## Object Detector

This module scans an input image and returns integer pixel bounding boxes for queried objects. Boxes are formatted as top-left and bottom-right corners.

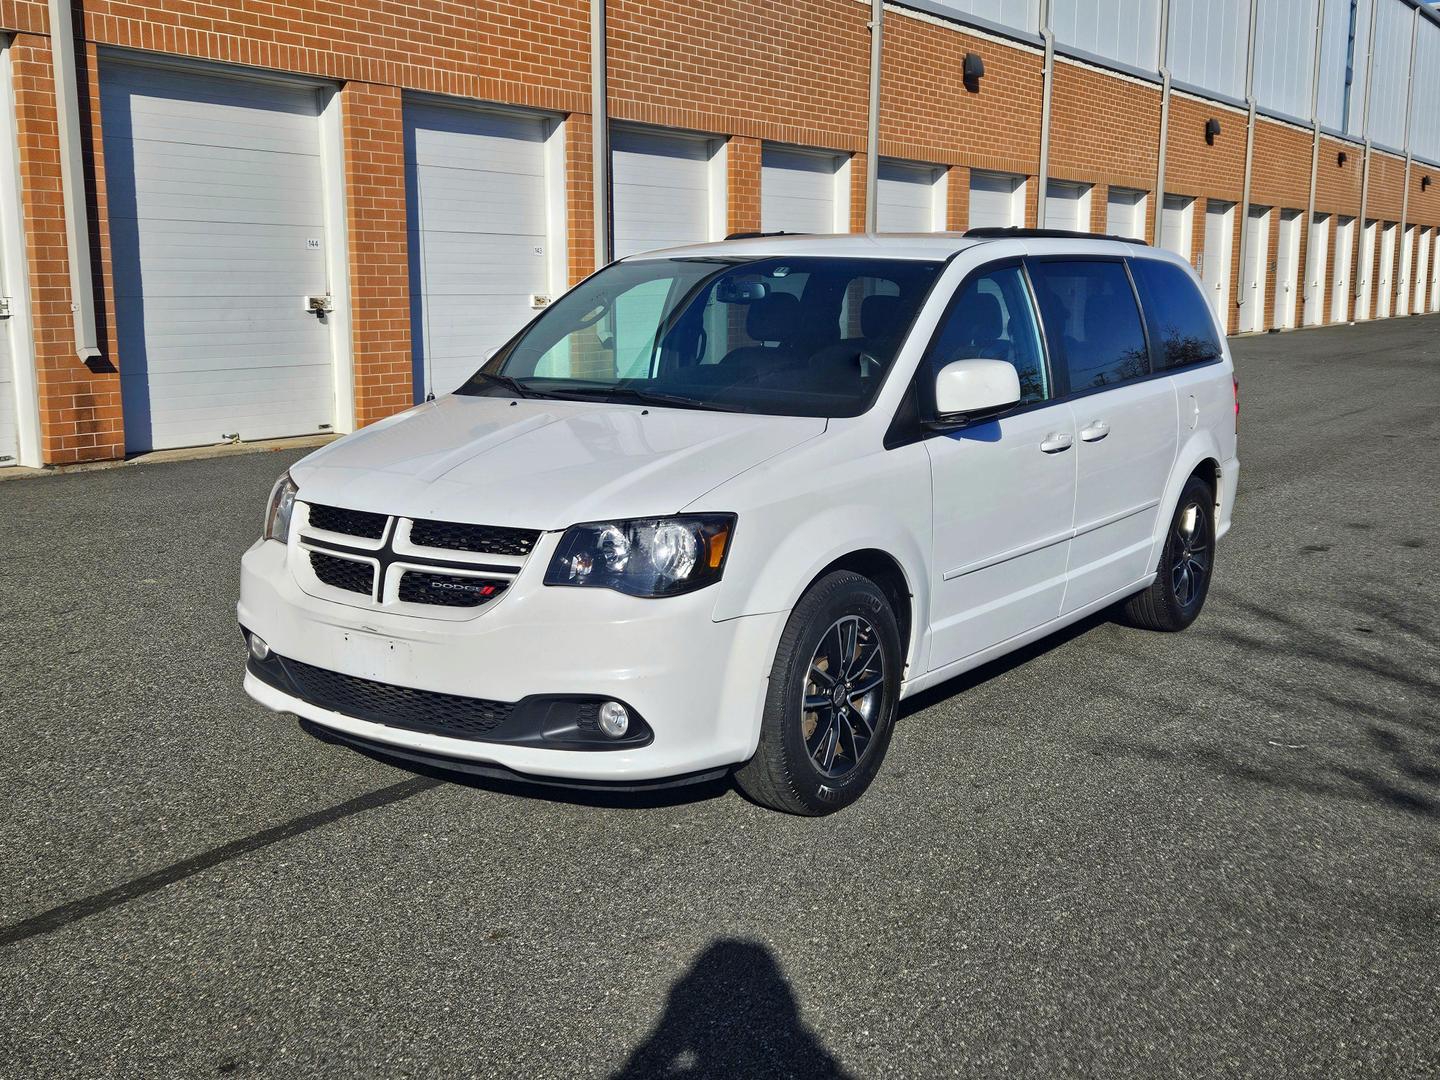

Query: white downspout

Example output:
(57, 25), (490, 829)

(865, 0), (883, 233)
(46, 0), (100, 361)
(1152, 0), (1173, 245)
(1395, 3), (1418, 311)
(1355, 0), (1379, 312)
(590, 0), (611, 266)
(1305, 0), (1327, 321)
(1036, 0), (1055, 227)
(1237, 0), (1261, 329)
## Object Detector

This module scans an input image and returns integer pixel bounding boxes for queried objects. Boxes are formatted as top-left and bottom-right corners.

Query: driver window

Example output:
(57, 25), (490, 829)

(928, 265), (1049, 404)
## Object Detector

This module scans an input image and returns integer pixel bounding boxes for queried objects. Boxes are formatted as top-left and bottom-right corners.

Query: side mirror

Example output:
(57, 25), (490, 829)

(931, 358), (1021, 427)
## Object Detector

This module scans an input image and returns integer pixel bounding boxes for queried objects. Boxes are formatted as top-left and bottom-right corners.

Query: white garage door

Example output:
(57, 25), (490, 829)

(1161, 195), (1195, 260)
(0, 227), (16, 466)
(877, 160), (943, 232)
(103, 63), (336, 452)
(1106, 187), (1146, 239)
(761, 146), (845, 233)
(612, 127), (718, 258)
(406, 103), (555, 399)
(1045, 181), (1090, 232)
(968, 170), (1025, 229)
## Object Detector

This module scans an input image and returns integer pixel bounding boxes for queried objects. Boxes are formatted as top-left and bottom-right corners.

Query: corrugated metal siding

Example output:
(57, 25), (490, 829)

(1409, 17), (1440, 161)
(922, 0), (1040, 35)
(1365, 0), (1414, 150)
(1167, 0), (1251, 101)
(1316, 0), (1366, 132)
(1254, 0), (1318, 120)
(1051, 0), (1161, 73)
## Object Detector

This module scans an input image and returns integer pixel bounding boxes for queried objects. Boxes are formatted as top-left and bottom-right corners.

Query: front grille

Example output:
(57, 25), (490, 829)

(410, 518), (539, 556)
(308, 503), (388, 540)
(277, 656), (513, 738)
(310, 551), (375, 596)
(398, 570), (509, 608)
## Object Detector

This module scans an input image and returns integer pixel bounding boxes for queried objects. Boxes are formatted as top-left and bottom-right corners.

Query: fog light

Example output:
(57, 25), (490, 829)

(247, 633), (271, 661)
(597, 700), (629, 738)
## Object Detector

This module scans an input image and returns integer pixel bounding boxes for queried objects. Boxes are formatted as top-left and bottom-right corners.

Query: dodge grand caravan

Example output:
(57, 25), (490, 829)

(241, 230), (1239, 815)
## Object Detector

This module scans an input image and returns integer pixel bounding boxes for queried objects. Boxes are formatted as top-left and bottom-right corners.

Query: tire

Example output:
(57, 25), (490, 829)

(1122, 475), (1216, 632)
(734, 571), (903, 815)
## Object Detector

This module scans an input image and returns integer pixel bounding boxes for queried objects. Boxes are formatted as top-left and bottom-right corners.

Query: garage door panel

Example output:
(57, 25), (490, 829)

(103, 62), (336, 452)
(877, 161), (937, 232)
(612, 128), (713, 258)
(107, 142), (324, 225)
(411, 169), (549, 236)
(407, 103), (555, 399)
(762, 147), (841, 234)
(969, 171), (1024, 228)
(101, 67), (321, 154)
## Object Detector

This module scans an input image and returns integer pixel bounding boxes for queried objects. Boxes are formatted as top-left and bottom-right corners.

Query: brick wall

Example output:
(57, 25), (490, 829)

(2, 0), (1438, 465)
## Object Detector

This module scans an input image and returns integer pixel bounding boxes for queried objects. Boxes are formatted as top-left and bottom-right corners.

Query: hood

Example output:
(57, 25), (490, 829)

(290, 395), (827, 530)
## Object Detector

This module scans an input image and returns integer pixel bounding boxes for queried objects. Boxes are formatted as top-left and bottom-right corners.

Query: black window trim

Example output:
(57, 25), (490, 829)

(1125, 254), (1228, 374)
(885, 252), (1224, 449)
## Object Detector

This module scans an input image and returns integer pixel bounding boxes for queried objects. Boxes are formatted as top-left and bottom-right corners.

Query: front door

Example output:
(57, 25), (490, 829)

(924, 262), (1076, 672)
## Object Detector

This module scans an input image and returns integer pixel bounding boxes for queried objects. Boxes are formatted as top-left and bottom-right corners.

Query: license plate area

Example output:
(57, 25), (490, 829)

(334, 629), (413, 681)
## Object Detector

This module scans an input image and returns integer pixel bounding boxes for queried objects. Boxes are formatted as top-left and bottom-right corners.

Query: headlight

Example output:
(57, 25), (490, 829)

(263, 472), (298, 542)
(545, 515), (736, 597)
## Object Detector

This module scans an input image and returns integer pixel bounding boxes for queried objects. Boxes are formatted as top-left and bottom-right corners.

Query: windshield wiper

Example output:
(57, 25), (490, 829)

(469, 372), (547, 399)
(542, 385), (752, 413)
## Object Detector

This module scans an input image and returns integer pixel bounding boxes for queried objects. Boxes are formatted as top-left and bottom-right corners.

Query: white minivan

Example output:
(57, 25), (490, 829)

(241, 230), (1239, 814)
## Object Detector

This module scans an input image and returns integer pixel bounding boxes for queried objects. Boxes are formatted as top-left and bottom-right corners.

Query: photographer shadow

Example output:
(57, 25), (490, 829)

(611, 939), (853, 1080)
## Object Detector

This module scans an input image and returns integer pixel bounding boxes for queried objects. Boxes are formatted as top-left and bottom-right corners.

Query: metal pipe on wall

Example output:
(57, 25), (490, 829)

(1354, 0), (1380, 312)
(1152, 0), (1173, 245)
(1237, 0), (1262, 328)
(865, 0), (882, 233)
(1395, 3), (1419, 308)
(46, 0), (101, 361)
(1304, 0), (1327, 320)
(590, 0), (611, 267)
(1035, 0), (1054, 227)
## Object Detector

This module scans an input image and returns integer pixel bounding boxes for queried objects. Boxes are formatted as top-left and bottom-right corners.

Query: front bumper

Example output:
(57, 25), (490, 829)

(238, 538), (786, 782)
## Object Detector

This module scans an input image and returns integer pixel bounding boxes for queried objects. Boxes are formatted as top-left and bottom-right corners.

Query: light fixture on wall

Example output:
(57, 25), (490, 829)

(1337, 150), (1348, 166)
(1204, 118), (1221, 145)
(1423, 175), (1432, 192)
(963, 52), (985, 93)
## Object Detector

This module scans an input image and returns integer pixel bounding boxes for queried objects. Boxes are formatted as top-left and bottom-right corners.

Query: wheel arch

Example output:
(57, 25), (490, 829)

(808, 549), (916, 673)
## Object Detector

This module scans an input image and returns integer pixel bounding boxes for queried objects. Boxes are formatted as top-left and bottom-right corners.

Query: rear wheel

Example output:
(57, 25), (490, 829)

(1122, 475), (1215, 632)
(734, 571), (902, 815)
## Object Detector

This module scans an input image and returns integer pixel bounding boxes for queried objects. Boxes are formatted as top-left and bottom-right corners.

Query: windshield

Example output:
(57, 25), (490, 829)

(458, 256), (944, 417)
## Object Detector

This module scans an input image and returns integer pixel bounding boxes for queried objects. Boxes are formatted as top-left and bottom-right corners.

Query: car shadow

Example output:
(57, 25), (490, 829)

(608, 938), (854, 1079)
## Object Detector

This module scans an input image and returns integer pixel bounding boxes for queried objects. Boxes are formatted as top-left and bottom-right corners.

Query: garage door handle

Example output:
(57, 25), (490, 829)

(1040, 432), (1074, 454)
(1079, 421), (1110, 443)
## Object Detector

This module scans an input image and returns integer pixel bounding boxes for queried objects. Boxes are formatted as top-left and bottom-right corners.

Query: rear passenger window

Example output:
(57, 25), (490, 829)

(928, 265), (1049, 404)
(1128, 258), (1225, 369)
(1027, 260), (1150, 393)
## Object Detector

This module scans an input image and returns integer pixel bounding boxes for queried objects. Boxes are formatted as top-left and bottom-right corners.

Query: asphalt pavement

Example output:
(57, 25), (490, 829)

(1, 316), (1437, 1078)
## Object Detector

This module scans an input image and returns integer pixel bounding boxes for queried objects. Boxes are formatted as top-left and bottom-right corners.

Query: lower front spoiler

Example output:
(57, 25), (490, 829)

(298, 718), (733, 794)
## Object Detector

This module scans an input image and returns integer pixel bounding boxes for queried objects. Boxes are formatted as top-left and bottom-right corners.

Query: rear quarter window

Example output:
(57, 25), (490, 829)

(1129, 258), (1225, 370)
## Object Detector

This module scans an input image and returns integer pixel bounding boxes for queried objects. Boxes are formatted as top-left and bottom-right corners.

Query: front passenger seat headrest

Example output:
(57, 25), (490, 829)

(860, 294), (903, 340)
(956, 290), (1004, 344)
(745, 292), (801, 342)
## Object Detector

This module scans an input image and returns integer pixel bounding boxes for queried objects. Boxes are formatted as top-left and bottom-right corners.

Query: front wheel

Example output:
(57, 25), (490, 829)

(1121, 475), (1216, 632)
(734, 571), (903, 815)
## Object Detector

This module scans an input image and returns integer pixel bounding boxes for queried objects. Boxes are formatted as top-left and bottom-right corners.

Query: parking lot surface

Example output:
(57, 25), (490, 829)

(2, 317), (1437, 1079)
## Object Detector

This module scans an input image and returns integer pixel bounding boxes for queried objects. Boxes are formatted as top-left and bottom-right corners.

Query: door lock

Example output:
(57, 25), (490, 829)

(304, 294), (334, 315)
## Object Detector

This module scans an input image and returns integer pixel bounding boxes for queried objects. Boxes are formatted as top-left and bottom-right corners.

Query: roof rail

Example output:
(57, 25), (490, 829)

(724, 230), (793, 241)
(963, 227), (1148, 245)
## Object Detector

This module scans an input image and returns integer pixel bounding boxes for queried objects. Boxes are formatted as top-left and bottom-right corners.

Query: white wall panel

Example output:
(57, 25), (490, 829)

(1317, 0), (1371, 132)
(1052, 0), (1161, 72)
(406, 103), (555, 399)
(1366, 0), (1414, 150)
(1168, 0), (1251, 101)
(921, 0), (1040, 35)
(1254, 0), (1318, 120)
(1409, 17), (1440, 162)
(103, 63), (336, 452)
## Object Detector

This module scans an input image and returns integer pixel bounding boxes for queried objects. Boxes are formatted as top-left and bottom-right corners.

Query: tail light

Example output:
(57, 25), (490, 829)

(1232, 374), (1240, 434)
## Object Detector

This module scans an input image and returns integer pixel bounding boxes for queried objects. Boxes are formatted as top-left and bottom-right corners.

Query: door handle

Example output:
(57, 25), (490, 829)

(1040, 432), (1074, 453)
(1078, 421), (1110, 443)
